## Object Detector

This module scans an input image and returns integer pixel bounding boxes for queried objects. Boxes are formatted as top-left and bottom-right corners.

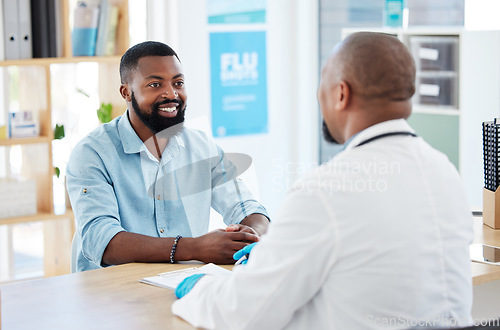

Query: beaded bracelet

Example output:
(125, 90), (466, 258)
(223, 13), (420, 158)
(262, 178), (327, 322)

(170, 235), (182, 263)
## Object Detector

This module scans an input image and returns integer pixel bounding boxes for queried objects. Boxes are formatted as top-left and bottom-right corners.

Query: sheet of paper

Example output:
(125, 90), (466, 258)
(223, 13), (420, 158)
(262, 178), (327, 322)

(418, 47), (439, 61)
(419, 83), (440, 97)
(139, 263), (232, 290)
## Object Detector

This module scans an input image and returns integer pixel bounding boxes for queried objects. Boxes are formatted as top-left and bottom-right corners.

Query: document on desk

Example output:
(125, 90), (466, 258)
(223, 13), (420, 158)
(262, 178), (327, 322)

(139, 263), (232, 290)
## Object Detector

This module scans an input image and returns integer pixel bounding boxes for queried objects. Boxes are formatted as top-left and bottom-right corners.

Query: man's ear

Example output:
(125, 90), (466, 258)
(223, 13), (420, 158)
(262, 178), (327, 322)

(335, 80), (351, 111)
(119, 84), (132, 102)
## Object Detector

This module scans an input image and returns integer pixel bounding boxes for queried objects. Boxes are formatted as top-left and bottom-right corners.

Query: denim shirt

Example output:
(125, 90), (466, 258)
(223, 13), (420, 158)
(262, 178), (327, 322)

(67, 111), (268, 271)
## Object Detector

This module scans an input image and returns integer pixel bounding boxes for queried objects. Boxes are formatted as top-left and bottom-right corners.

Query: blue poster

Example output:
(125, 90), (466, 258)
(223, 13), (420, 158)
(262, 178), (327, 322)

(210, 31), (268, 137)
(207, 0), (266, 24)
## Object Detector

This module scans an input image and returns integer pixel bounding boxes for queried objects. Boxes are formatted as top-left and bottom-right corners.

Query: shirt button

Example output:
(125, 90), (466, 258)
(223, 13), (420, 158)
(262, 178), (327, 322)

(83, 188), (87, 193)
(156, 195), (161, 200)
(160, 229), (164, 233)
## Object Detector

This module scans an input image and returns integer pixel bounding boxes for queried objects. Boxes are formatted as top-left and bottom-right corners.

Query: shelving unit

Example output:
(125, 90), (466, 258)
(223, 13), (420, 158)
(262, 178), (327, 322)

(342, 27), (500, 210)
(0, 0), (130, 280)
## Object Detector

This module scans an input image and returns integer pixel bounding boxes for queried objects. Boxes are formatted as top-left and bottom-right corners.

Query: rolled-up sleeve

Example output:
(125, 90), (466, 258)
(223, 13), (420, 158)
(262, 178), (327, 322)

(66, 141), (125, 268)
(209, 144), (269, 225)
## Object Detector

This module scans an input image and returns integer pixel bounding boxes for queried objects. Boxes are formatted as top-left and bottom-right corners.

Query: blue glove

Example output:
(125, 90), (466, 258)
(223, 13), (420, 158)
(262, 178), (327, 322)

(233, 242), (258, 265)
(175, 273), (206, 299)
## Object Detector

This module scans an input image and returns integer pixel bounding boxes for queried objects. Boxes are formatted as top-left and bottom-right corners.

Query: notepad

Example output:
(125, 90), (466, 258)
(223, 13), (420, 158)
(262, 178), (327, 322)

(139, 263), (232, 290)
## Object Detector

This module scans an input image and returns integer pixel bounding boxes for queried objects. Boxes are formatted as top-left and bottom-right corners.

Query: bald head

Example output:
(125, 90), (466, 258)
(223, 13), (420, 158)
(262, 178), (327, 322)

(319, 32), (416, 144)
(332, 32), (416, 101)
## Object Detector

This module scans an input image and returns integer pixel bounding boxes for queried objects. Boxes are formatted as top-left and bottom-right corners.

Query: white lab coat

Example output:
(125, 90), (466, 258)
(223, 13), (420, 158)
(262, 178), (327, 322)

(172, 119), (473, 330)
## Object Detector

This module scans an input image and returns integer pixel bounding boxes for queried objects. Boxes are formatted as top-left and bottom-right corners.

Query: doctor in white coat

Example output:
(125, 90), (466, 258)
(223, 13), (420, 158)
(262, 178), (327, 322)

(171, 32), (473, 330)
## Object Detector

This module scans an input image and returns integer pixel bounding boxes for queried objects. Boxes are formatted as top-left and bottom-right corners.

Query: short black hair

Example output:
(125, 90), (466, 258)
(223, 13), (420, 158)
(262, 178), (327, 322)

(120, 41), (180, 84)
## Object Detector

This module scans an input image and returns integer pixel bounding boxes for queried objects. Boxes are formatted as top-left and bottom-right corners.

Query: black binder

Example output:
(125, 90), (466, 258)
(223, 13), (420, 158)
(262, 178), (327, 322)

(30, 0), (50, 58)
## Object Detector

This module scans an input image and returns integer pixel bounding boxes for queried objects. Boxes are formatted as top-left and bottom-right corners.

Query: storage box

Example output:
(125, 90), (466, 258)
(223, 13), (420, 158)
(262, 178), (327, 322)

(414, 75), (457, 107)
(483, 187), (500, 229)
(410, 36), (459, 72)
(8, 111), (40, 138)
(483, 244), (500, 262)
(0, 179), (37, 219)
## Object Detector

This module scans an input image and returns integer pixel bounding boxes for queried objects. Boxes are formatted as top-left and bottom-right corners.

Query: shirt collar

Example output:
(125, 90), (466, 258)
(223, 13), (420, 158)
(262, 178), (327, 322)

(342, 119), (416, 152)
(118, 109), (145, 154)
(339, 132), (360, 152)
(117, 109), (187, 155)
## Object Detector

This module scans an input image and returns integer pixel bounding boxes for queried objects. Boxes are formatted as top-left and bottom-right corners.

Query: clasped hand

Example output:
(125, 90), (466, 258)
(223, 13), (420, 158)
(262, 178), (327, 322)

(193, 224), (259, 264)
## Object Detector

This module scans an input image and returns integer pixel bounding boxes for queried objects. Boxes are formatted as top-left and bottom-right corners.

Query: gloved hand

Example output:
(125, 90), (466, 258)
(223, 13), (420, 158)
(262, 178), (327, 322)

(233, 242), (258, 265)
(175, 273), (206, 299)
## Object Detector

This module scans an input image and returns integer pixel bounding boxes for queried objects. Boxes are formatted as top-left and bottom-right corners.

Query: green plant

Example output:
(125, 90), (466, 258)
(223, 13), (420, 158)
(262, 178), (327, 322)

(53, 124), (65, 178)
(97, 103), (113, 124)
(54, 124), (65, 140)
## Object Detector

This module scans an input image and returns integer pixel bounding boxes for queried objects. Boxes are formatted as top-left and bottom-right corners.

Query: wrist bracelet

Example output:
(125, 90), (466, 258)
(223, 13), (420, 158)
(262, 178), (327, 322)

(170, 235), (182, 264)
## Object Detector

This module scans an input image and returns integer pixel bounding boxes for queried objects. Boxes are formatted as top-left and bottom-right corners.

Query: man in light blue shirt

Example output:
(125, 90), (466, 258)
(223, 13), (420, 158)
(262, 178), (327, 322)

(67, 41), (269, 272)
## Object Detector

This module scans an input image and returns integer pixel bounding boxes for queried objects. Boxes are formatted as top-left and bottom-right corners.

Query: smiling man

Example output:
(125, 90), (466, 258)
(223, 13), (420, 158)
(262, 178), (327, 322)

(66, 41), (269, 272)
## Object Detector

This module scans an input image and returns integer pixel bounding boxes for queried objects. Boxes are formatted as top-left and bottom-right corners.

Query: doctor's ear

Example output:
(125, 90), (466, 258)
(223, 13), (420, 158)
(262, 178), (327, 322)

(335, 80), (351, 111)
(120, 84), (132, 102)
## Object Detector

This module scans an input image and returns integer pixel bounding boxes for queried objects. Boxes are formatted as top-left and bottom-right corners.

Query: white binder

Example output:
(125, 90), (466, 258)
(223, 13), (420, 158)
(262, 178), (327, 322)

(18, 0), (32, 59)
(2, 0), (19, 59)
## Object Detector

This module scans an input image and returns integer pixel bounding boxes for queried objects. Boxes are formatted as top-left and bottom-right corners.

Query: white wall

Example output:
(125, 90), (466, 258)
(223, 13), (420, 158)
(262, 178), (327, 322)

(147, 0), (319, 217)
(465, 0), (500, 30)
(463, 0), (500, 208)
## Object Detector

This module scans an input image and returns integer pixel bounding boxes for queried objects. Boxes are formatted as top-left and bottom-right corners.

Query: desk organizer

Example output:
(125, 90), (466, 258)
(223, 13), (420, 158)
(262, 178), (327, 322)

(483, 187), (500, 229)
(483, 119), (500, 229)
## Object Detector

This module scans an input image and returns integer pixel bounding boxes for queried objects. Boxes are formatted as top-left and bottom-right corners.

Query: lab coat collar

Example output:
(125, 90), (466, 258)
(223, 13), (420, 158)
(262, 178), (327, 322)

(343, 119), (416, 152)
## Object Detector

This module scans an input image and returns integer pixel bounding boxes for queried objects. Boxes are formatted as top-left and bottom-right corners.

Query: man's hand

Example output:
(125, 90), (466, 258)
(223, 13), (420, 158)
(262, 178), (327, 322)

(225, 224), (259, 235)
(237, 213), (270, 237)
(192, 229), (259, 264)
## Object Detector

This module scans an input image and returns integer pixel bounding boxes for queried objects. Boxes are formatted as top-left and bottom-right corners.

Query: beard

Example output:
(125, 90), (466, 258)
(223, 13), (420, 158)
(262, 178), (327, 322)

(131, 91), (186, 135)
(322, 120), (340, 145)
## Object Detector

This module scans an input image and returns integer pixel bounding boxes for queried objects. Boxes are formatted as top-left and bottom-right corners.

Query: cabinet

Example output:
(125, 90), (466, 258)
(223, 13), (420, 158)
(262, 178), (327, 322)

(0, 0), (129, 281)
(341, 27), (500, 210)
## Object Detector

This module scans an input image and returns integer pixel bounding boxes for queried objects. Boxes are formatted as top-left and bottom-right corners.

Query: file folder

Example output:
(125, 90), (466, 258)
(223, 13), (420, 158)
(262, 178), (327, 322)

(2, 0), (20, 59)
(95, 0), (110, 56)
(18, 0), (32, 59)
(53, 0), (64, 57)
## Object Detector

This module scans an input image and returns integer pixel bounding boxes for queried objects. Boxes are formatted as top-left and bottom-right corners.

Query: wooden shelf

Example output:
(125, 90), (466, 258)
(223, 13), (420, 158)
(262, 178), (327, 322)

(0, 0), (129, 280)
(0, 56), (123, 67)
(0, 210), (74, 226)
(0, 136), (52, 146)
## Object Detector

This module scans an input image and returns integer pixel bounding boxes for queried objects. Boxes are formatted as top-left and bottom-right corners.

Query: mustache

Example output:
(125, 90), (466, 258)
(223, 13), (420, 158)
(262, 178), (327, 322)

(157, 98), (181, 106)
